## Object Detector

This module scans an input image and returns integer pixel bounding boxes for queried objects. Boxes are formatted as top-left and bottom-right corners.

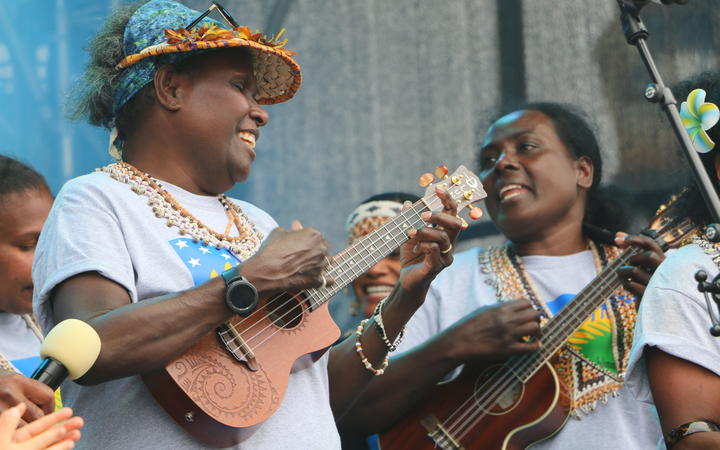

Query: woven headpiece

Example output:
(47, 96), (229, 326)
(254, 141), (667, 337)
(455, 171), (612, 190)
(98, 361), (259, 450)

(345, 200), (405, 245)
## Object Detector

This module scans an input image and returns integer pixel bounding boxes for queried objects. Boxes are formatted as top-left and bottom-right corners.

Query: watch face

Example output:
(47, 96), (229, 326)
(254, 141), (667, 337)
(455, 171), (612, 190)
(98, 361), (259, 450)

(227, 279), (258, 314)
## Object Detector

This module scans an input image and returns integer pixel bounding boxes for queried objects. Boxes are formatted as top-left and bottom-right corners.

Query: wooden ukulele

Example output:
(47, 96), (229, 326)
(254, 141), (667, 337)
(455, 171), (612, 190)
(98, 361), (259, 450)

(142, 165), (487, 447)
(379, 192), (697, 450)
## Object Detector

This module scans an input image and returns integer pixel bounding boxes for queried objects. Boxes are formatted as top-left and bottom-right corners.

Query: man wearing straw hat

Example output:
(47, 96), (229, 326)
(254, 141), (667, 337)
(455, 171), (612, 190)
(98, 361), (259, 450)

(32, 1), (461, 448)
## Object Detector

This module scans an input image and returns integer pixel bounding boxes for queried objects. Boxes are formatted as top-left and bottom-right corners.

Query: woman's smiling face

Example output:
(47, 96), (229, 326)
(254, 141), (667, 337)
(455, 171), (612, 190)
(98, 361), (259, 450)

(352, 251), (401, 318)
(478, 110), (593, 242)
(172, 48), (270, 194)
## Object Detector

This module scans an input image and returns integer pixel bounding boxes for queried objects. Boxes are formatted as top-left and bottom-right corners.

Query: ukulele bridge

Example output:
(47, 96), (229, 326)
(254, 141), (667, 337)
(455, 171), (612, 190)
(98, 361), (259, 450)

(217, 323), (259, 371)
(420, 414), (464, 450)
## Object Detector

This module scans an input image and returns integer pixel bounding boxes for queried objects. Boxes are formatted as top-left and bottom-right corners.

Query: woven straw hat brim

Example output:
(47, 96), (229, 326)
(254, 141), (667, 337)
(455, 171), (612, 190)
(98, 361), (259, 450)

(116, 38), (301, 105)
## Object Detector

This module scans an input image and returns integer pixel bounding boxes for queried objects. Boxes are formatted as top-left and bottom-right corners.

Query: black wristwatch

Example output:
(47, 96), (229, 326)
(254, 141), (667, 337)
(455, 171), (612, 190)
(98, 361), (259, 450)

(221, 267), (259, 316)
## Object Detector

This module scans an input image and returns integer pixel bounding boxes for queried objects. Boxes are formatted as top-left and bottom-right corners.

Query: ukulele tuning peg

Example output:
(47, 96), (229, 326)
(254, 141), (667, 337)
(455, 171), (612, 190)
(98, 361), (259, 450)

(435, 165), (449, 179)
(457, 215), (469, 230)
(418, 172), (435, 187)
(468, 205), (483, 220)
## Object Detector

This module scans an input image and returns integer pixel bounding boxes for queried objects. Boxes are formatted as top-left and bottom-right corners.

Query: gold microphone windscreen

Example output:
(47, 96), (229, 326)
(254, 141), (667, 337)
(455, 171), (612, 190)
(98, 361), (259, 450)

(40, 319), (102, 380)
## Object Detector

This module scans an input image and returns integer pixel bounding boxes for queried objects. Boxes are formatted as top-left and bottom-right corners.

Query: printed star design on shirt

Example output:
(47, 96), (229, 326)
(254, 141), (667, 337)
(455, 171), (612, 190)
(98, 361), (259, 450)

(169, 238), (242, 286)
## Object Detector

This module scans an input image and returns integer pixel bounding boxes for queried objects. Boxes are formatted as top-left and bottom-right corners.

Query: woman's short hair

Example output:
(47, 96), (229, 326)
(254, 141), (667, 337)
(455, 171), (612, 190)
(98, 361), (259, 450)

(0, 155), (49, 198)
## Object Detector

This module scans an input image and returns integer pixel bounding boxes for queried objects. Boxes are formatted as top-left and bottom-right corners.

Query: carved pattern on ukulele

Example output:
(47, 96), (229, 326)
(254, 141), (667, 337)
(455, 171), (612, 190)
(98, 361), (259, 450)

(174, 349), (280, 421)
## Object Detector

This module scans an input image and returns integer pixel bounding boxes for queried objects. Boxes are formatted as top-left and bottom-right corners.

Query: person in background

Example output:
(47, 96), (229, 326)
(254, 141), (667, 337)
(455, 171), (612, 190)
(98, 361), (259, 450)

(345, 192), (421, 324)
(339, 102), (665, 449)
(0, 155), (83, 447)
(341, 192), (420, 450)
(626, 71), (720, 449)
(0, 155), (55, 418)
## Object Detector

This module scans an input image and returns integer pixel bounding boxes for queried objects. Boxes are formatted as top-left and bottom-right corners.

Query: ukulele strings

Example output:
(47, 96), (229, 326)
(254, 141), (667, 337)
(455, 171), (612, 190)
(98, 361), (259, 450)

(217, 234), (362, 341)
(446, 257), (628, 442)
(445, 253), (631, 441)
(441, 250), (633, 441)
(447, 253), (629, 440)
(231, 196), (442, 355)
(434, 217), (687, 444)
(217, 196), (430, 337)
(224, 178), (490, 351)
(219, 195), (447, 355)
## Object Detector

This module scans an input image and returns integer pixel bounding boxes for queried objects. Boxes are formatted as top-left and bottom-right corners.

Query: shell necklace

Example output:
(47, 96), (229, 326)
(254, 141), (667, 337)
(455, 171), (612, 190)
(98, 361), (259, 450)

(100, 161), (263, 261)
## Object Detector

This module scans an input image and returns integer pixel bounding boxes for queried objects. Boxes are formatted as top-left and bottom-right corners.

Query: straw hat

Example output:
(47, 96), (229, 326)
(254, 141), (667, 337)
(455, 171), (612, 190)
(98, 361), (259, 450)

(113, 0), (301, 113)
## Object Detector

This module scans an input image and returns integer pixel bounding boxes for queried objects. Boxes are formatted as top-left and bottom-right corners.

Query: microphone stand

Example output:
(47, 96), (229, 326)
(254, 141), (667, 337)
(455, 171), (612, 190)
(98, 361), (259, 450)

(616, 0), (720, 335)
(695, 271), (720, 337)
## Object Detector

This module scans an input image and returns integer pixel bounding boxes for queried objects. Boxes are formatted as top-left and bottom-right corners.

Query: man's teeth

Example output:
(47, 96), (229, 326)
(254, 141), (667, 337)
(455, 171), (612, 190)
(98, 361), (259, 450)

(365, 285), (394, 296)
(238, 131), (256, 148)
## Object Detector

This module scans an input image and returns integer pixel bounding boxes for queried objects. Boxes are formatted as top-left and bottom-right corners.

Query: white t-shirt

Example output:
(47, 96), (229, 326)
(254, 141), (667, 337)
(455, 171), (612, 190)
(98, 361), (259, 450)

(32, 171), (341, 449)
(626, 243), (720, 449)
(395, 246), (661, 449)
(0, 313), (41, 375)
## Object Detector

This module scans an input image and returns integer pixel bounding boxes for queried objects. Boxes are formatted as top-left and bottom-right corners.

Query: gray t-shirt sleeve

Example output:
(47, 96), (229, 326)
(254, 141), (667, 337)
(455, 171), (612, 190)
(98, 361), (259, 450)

(626, 244), (720, 405)
(394, 282), (444, 355)
(33, 177), (136, 333)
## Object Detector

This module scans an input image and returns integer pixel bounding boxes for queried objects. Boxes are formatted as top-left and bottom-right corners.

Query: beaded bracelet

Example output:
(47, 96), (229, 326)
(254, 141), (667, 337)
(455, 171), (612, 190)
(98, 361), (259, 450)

(355, 319), (389, 376)
(373, 298), (405, 352)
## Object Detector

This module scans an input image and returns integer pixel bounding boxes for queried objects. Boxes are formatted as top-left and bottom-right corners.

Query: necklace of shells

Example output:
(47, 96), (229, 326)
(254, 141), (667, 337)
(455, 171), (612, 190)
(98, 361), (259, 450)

(100, 161), (263, 261)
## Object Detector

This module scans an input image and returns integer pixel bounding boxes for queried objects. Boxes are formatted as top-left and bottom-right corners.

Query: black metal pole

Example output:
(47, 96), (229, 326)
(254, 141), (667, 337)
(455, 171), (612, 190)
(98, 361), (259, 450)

(617, 0), (720, 224)
(618, 0), (720, 336)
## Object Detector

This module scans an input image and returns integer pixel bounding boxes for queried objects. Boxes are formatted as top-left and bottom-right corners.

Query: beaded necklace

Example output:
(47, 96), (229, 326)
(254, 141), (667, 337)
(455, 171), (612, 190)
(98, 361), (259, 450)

(479, 241), (638, 417)
(692, 235), (720, 268)
(100, 161), (263, 261)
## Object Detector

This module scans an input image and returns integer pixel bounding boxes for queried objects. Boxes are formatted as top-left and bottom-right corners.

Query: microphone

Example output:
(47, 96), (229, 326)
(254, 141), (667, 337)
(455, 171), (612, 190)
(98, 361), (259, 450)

(31, 319), (102, 390)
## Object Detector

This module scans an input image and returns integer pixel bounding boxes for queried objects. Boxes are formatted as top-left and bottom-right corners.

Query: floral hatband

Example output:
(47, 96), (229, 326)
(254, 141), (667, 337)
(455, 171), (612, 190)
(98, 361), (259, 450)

(110, 0), (301, 122)
(117, 23), (301, 106)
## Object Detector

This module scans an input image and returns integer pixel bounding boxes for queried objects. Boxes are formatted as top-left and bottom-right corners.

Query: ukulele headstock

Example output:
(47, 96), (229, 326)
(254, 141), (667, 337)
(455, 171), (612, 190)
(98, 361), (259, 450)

(646, 188), (699, 249)
(419, 165), (487, 226)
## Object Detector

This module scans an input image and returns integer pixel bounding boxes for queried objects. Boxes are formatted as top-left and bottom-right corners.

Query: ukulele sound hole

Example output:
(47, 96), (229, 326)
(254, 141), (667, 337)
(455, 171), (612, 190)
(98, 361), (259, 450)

(473, 365), (525, 416)
(265, 293), (304, 329)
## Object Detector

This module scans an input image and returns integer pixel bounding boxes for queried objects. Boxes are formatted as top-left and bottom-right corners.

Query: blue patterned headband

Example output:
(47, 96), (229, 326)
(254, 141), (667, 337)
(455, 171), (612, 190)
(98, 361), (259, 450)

(111, 0), (220, 120)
